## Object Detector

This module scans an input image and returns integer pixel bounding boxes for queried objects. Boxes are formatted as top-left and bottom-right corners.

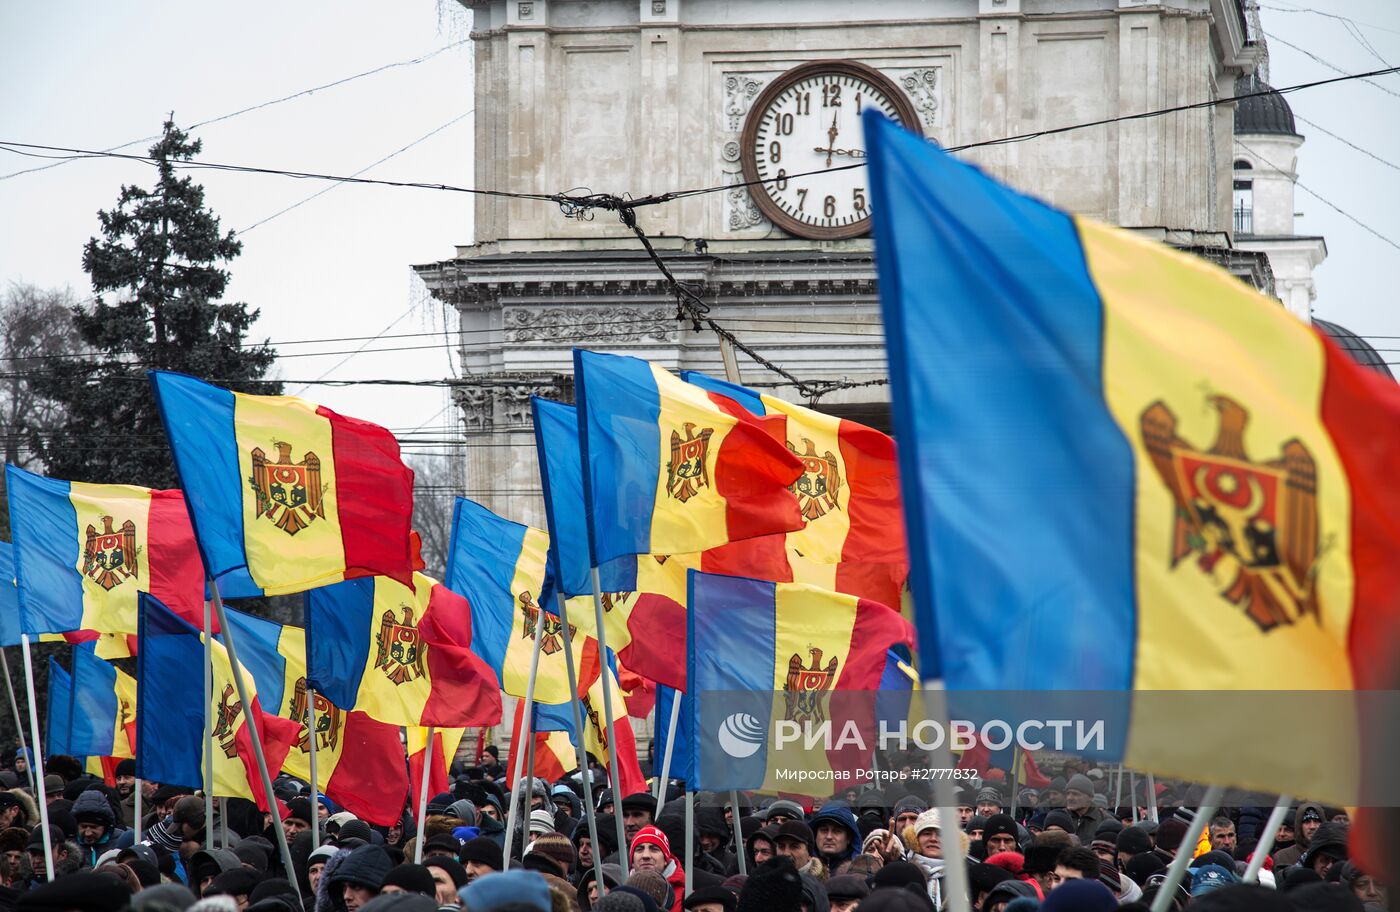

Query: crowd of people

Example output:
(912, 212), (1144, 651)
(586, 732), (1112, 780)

(0, 747), (1388, 912)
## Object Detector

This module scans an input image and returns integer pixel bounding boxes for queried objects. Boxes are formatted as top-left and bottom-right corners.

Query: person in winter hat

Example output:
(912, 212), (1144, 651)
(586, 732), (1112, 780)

(629, 826), (685, 912)
(324, 845), (394, 912)
(459, 869), (553, 912)
(1273, 802), (1325, 867)
(808, 802), (860, 873)
(1296, 821), (1349, 879)
(72, 788), (125, 867)
(735, 857), (803, 912)
(772, 820), (825, 882)
(901, 810), (953, 910)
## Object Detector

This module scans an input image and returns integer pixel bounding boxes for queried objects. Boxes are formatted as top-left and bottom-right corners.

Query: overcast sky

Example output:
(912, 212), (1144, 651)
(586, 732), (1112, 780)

(1, 0), (1397, 450)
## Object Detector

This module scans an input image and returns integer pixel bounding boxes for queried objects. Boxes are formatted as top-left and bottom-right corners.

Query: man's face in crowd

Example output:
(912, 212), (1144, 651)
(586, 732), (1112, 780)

(464, 860), (495, 882)
(700, 832), (722, 854)
(767, 811), (795, 827)
(308, 862), (326, 892)
(986, 832), (1017, 855)
(1041, 790), (1063, 807)
(832, 901), (860, 912)
(343, 884), (374, 912)
(27, 849), (45, 878)
(892, 810), (920, 834)
(142, 780), (160, 801)
(1093, 845), (1116, 868)
(577, 836), (593, 867)
(752, 839), (774, 865)
(632, 842), (667, 872)
(814, 822), (850, 856)
(916, 828), (941, 859)
(529, 795), (544, 811)
(623, 809), (653, 842)
(968, 825), (985, 842)
(1353, 875), (1386, 906)
(1064, 789), (1092, 813)
(480, 803), (500, 822)
(426, 866), (457, 905)
(1051, 864), (1084, 888)
(1277, 822), (1294, 844)
(1210, 824), (1236, 851)
(1301, 816), (1322, 842)
(0, 806), (19, 829)
(115, 775), (135, 798)
(2, 849), (22, 876)
(977, 801), (1001, 818)
(957, 806), (973, 826)
(775, 836), (811, 868)
(1312, 852), (1342, 879)
(78, 822), (106, 845)
(284, 817), (310, 841)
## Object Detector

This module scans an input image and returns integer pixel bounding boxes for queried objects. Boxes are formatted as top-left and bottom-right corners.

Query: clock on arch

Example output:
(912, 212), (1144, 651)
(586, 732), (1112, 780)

(739, 60), (923, 240)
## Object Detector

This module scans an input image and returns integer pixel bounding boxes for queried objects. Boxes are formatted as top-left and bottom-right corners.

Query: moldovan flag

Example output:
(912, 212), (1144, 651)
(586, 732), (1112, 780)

(307, 571), (502, 728)
(45, 657), (73, 757)
(5, 465), (205, 635)
(445, 497), (598, 705)
(68, 642), (136, 760)
(149, 370), (415, 596)
(0, 541), (134, 658)
(573, 349), (803, 565)
(136, 594), (298, 809)
(219, 606), (409, 825)
(681, 371), (905, 566)
(865, 110), (1400, 873)
(686, 570), (914, 794)
(407, 727), (466, 808)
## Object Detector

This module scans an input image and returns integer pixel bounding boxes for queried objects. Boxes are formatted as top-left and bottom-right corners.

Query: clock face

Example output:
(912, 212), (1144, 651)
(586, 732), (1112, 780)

(740, 60), (923, 240)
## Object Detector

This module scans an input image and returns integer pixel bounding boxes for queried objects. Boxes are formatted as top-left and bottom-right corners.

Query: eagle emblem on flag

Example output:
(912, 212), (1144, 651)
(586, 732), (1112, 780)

(249, 441), (325, 536)
(375, 605), (427, 685)
(784, 647), (838, 725)
(288, 676), (342, 752)
(212, 684), (244, 759)
(600, 590), (632, 613)
(788, 437), (842, 521)
(82, 515), (139, 591)
(584, 696), (608, 752)
(519, 591), (573, 655)
(666, 423), (714, 502)
(1140, 396), (1320, 632)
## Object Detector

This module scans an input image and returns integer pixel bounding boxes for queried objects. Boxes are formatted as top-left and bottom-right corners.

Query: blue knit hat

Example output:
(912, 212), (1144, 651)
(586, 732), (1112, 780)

(459, 869), (551, 912)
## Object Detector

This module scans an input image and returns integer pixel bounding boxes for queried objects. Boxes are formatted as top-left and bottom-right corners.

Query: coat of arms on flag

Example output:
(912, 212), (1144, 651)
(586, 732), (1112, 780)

(375, 606), (427, 685)
(1140, 396), (1319, 632)
(289, 677), (343, 752)
(249, 441), (325, 536)
(82, 516), (139, 591)
(785, 647), (838, 725)
(788, 437), (842, 521)
(213, 684), (245, 759)
(518, 592), (572, 655)
(666, 423), (714, 502)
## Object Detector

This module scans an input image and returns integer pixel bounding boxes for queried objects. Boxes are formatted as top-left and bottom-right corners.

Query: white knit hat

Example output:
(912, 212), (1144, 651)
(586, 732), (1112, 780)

(913, 809), (941, 835)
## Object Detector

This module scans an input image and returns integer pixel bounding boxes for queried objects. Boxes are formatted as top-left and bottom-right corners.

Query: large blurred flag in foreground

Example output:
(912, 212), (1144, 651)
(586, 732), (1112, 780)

(221, 607), (408, 825)
(150, 371), (416, 596)
(865, 110), (1400, 873)
(68, 642), (137, 760)
(6, 466), (205, 635)
(137, 593), (299, 809)
(687, 571), (913, 795)
(573, 349), (803, 565)
(307, 571), (502, 728)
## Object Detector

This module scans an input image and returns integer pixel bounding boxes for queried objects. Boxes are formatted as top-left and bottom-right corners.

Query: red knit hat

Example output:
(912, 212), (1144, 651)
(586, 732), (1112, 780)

(630, 825), (675, 862)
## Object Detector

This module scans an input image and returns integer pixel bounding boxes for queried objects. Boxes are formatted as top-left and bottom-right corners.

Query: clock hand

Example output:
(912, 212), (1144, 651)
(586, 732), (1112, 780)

(810, 147), (866, 158)
(824, 110), (840, 168)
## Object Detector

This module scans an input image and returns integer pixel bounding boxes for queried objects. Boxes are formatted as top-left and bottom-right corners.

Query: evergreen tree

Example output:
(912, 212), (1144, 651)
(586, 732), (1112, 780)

(32, 120), (279, 488)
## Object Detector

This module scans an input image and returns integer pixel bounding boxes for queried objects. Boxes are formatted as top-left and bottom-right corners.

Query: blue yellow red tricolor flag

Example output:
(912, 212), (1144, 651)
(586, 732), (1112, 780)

(149, 370), (415, 596)
(68, 642), (136, 760)
(573, 349), (803, 565)
(865, 110), (1400, 871)
(686, 570), (914, 794)
(45, 656), (73, 757)
(407, 727), (466, 809)
(136, 593), (299, 809)
(307, 571), (501, 728)
(5, 465), (206, 635)
(0, 541), (133, 658)
(444, 497), (597, 704)
(219, 606), (408, 825)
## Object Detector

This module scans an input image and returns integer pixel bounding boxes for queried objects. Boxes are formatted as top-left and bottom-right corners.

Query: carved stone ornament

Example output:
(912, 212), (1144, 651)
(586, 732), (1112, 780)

(724, 75), (765, 131)
(518, 1), (534, 18)
(726, 175), (764, 231)
(453, 376), (573, 432)
(453, 386), (493, 432)
(503, 306), (677, 344)
(899, 68), (941, 133)
(720, 71), (773, 233)
(653, 0), (667, 13)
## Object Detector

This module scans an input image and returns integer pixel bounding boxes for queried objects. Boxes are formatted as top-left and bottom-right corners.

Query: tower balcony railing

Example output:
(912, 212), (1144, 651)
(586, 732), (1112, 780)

(1234, 204), (1253, 236)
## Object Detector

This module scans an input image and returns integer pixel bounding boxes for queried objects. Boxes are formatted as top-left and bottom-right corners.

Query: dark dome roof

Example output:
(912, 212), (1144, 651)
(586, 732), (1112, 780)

(1314, 319), (1394, 379)
(1234, 74), (1299, 137)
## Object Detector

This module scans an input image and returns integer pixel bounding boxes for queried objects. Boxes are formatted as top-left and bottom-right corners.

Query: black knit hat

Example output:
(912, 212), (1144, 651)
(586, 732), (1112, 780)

(421, 855), (467, 888)
(735, 857), (802, 912)
(1115, 825), (1153, 856)
(1022, 842), (1064, 876)
(284, 798), (314, 825)
(113, 759), (136, 778)
(380, 863), (437, 897)
(982, 813), (1018, 844)
(457, 836), (503, 871)
(206, 868), (264, 899)
(16, 870), (130, 912)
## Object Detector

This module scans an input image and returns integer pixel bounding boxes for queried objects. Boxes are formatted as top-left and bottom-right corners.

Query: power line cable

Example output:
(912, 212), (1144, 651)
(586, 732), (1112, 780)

(0, 38), (471, 182)
(1291, 113), (1400, 174)
(1264, 33), (1400, 99)
(1260, 4), (1400, 39)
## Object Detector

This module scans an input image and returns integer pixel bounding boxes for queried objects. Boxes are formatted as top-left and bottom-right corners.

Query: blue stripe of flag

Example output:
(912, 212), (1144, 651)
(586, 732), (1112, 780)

(69, 642), (119, 757)
(136, 593), (205, 788)
(304, 578), (375, 710)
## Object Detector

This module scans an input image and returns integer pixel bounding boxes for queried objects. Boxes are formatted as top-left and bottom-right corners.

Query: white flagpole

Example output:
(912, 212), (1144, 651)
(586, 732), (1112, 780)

(134, 779), (143, 843)
(414, 726), (435, 863)
(1130, 772), (1139, 824)
(306, 684), (321, 849)
(654, 695), (681, 815)
(502, 609), (546, 871)
(1149, 786), (1223, 912)
(207, 579), (304, 911)
(1242, 795), (1292, 883)
(683, 791), (694, 898)
(730, 790), (747, 876)
(556, 594), (607, 899)
(19, 636), (54, 881)
(922, 680), (971, 912)
(1146, 772), (1159, 823)
(203, 597), (215, 840)
(589, 566), (632, 879)
(0, 649), (36, 796)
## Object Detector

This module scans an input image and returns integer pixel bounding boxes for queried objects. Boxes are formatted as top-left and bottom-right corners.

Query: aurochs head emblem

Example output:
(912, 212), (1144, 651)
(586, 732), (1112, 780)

(249, 442), (325, 535)
(375, 605), (427, 685)
(82, 516), (139, 591)
(666, 423), (714, 502)
(788, 437), (842, 521)
(1140, 396), (1321, 632)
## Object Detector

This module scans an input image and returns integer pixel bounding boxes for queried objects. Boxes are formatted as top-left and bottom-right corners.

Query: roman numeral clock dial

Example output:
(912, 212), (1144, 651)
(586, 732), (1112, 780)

(740, 60), (923, 240)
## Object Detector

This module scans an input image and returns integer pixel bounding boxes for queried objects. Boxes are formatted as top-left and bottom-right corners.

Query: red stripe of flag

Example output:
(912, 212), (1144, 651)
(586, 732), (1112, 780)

(317, 406), (416, 588)
(146, 490), (209, 628)
(328, 712), (409, 826)
(420, 583), (503, 728)
(837, 421), (906, 564)
(706, 392), (802, 543)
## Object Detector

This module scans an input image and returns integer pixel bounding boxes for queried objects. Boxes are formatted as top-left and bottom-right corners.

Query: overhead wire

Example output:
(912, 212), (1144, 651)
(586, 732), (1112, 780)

(1292, 113), (1400, 174)
(1264, 33), (1400, 99)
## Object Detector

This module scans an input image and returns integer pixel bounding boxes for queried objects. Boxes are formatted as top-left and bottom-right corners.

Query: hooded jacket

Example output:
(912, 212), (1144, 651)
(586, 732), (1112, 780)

(808, 803), (861, 868)
(5, 789), (38, 828)
(1273, 802), (1325, 867)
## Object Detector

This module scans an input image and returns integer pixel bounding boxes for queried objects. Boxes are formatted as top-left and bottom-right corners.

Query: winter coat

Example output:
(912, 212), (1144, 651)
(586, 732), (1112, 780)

(1273, 802), (1325, 867)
